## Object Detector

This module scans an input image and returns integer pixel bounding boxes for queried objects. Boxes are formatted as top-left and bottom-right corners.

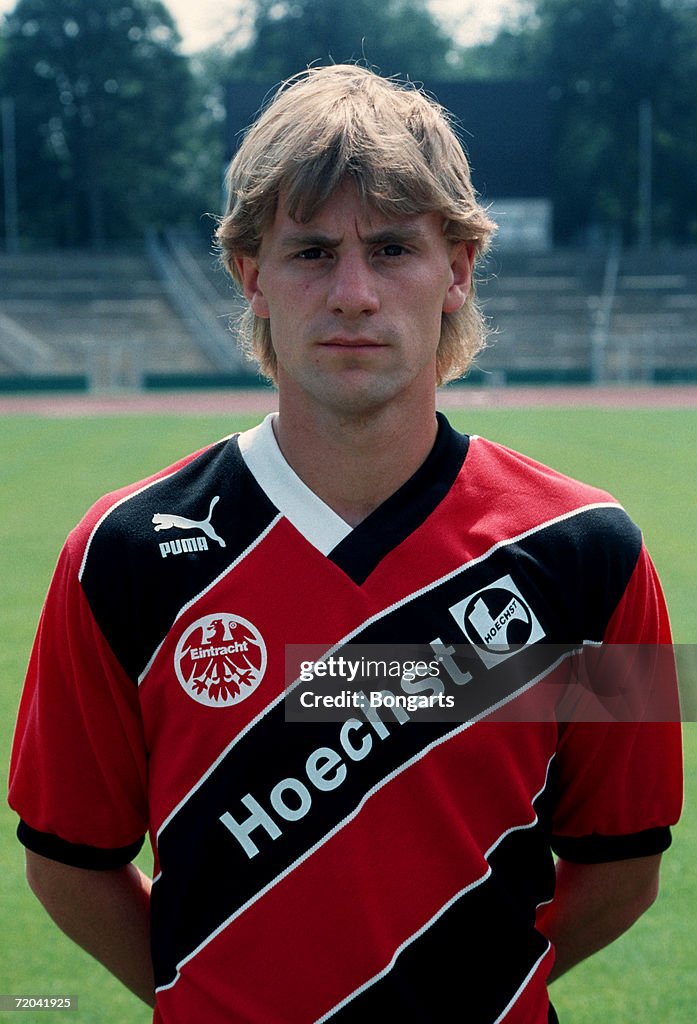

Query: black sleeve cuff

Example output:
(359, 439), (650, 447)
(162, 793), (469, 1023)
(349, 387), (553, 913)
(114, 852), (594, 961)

(551, 825), (672, 864)
(17, 820), (145, 870)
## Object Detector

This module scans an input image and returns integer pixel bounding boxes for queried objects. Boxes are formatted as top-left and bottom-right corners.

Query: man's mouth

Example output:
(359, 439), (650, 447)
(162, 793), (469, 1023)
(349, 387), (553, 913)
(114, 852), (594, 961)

(320, 337), (385, 348)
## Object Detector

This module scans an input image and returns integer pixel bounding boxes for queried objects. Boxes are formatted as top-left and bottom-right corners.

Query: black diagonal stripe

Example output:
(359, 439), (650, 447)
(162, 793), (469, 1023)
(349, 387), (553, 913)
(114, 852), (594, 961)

(328, 413), (469, 585)
(152, 704), (459, 988)
(151, 504), (640, 988)
(326, 772), (557, 1023)
(81, 437), (278, 681)
(341, 503), (642, 649)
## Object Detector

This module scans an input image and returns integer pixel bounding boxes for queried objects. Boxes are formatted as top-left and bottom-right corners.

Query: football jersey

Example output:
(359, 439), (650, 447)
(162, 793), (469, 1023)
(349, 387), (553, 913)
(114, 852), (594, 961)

(9, 413), (683, 1024)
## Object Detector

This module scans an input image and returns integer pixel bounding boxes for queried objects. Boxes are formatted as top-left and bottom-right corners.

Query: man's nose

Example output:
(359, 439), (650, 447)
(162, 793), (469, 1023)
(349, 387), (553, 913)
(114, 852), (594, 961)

(326, 255), (380, 317)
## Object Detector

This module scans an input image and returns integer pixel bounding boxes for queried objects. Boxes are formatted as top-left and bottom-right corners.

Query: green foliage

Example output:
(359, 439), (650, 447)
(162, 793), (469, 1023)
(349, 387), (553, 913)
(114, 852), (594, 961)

(535, 0), (697, 243)
(465, 0), (697, 244)
(0, 0), (459, 245)
(3, 0), (697, 247)
(0, 0), (201, 245)
(227, 0), (458, 81)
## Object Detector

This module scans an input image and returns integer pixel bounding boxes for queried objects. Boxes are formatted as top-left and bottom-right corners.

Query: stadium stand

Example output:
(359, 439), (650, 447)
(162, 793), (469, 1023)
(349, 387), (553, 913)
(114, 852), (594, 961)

(146, 230), (248, 376)
(475, 249), (605, 384)
(605, 248), (697, 383)
(1, 239), (696, 390)
(0, 244), (248, 390)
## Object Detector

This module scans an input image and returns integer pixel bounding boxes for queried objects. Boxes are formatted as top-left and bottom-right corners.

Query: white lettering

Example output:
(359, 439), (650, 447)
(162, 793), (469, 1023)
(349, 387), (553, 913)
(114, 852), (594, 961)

(219, 795), (282, 859)
(431, 639), (473, 687)
(220, 638), (471, 861)
(306, 747), (347, 792)
(270, 778), (312, 821)
(299, 660), (315, 683)
(339, 718), (372, 761)
(191, 640), (250, 661)
(160, 534), (209, 558)
(401, 667), (445, 699)
(362, 692), (411, 738)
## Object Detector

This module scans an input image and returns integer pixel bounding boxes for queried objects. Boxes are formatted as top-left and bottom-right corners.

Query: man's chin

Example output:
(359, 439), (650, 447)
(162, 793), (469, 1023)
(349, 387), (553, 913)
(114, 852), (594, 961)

(315, 374), (422, 421)
(277, 360), (435, 420)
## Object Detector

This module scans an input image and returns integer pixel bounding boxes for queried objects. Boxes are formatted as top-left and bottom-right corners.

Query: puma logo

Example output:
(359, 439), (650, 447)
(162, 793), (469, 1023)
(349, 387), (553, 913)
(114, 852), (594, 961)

(152, 496), (226, 548)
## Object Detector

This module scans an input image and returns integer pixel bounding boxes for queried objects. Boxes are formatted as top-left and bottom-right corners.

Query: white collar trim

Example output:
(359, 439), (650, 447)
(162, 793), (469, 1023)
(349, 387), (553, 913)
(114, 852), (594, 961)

(237, 413), (353, 555)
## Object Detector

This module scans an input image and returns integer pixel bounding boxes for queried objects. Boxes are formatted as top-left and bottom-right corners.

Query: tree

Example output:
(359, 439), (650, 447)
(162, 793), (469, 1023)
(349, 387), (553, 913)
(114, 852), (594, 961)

(462, 0), (697, 245)
(536, 0), (697, 244)
(0, 0), (197, 245)
(226, 0), (457, 81)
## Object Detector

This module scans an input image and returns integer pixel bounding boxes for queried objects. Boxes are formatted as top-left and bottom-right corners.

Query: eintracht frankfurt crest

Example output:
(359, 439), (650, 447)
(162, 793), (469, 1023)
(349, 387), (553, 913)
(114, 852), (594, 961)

(174, 613), (267, 707)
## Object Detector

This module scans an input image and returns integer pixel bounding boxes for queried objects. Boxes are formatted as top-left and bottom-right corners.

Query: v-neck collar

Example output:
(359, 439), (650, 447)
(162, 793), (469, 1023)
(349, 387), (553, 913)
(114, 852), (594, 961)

(237, 411), (469, 584)
(237, 413), (352, 555)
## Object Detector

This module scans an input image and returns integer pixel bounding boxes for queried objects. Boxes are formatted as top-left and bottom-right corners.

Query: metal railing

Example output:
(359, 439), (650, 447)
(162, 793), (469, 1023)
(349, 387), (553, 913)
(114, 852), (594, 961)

(0, 311), (54, 374)
(145, 230), (249, 374)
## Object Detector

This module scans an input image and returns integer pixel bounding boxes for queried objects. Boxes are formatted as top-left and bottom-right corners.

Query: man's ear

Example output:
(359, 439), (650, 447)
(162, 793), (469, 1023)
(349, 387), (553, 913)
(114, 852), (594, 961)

(234, 256), (270, 318)
(442, 242), (475, 315)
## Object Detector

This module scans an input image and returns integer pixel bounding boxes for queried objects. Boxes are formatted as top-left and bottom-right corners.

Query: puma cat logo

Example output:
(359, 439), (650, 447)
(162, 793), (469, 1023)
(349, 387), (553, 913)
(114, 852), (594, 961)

(152, 496), (226, 548)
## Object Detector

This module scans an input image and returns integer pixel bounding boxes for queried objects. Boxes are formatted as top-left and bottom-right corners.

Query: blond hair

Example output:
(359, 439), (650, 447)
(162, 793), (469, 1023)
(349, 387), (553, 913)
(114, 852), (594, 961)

(216, 64), (496, 385)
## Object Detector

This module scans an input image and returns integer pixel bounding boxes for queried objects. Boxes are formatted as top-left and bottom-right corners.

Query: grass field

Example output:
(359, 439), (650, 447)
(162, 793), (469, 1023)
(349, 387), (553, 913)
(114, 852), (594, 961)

(1, 405), (694, 1023)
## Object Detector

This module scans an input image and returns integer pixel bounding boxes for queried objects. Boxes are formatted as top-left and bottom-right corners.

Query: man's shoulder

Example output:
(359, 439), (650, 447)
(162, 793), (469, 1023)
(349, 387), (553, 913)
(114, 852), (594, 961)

(58, 428), (281, 683)
(467, 434), (619, 510)
(65, 434), (239, 560)
(461, 433), (643, 562)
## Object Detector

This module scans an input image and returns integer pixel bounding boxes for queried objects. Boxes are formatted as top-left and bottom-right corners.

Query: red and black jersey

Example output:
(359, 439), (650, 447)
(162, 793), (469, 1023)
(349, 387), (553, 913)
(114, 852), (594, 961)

(9, 413), (682, 1024)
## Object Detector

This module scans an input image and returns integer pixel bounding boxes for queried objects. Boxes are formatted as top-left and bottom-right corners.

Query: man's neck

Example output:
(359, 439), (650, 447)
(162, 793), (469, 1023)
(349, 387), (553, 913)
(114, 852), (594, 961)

(273, 398), (439, 528)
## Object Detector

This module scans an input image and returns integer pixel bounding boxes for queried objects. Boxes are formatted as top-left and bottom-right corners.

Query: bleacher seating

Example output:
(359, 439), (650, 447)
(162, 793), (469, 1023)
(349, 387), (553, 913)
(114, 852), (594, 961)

(1, 240), (696, 388)
(606, 249), (697, 382)
(0, 248), (242, 387)
(475, 250), (606, 383)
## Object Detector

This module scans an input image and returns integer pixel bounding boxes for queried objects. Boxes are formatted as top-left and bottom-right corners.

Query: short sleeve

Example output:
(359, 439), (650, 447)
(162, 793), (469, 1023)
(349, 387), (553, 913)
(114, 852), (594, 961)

(8, 536), (149, 868)
(550, 544), (683, 863)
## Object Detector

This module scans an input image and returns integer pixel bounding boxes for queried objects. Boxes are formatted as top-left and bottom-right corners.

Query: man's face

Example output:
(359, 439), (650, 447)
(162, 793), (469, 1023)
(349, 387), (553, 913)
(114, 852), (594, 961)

(236, 181), (473, 418)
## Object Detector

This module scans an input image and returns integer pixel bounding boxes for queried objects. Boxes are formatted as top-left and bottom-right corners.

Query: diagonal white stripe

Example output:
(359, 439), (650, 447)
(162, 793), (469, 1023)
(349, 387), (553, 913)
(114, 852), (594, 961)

(329, 501), (621, 647)
(78, 470), (180, 583)
(315, 754), (557, 1022)
(153, 502), (622, 991)
(155, 498), (619, 843)
(137, 513), (282, 686)
(155, 654), (570, 995)
(78, 435), (235, 582)
(491, 942), (553, 1024)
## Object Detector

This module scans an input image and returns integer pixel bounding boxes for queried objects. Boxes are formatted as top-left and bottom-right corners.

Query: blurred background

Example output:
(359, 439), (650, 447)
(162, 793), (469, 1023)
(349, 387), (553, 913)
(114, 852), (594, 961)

(1, 7), (696, 1021)
(1, 0), (696, 391)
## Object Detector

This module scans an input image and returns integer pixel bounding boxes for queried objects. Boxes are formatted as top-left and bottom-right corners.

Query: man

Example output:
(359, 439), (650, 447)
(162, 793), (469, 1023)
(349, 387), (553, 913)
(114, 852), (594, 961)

(9, 65), (682, 1023)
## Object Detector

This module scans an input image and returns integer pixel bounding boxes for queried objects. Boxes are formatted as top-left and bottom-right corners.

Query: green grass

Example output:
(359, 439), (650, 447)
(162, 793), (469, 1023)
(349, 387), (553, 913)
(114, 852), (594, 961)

(1, 407), (694, 1022)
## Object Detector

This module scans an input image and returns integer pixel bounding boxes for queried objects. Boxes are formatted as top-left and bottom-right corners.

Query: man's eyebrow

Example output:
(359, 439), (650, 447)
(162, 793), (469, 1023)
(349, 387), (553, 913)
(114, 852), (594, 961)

(279, 231), (343, 251)
(360, 225), (427, 246)
(279, 225), (427, 250)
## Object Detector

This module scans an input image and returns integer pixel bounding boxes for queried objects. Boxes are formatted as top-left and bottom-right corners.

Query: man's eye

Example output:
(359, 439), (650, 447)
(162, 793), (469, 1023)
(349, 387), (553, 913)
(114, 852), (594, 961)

(297, 247), (325, 260)
(380, 244), (407, 257)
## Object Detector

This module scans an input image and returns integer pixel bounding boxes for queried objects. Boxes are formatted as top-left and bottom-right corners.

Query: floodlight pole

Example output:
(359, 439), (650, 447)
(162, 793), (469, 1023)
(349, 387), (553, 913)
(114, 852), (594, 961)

(638, 99), (652, 251)
(2, 97), (19, 255)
